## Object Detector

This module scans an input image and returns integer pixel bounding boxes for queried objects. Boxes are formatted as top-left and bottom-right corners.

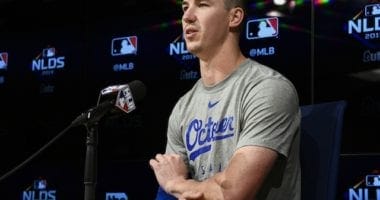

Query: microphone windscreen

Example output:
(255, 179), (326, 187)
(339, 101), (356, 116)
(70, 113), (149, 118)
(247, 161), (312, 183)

(128, 80), (146, 102)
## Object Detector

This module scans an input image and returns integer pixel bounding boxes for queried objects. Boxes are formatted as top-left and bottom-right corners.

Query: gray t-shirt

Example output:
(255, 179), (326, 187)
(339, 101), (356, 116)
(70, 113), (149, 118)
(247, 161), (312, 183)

(165, 58), (301, 199)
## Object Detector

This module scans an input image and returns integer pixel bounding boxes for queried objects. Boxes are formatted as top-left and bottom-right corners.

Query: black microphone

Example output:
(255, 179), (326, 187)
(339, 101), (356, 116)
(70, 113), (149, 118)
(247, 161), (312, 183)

(71, 80), (146, 127)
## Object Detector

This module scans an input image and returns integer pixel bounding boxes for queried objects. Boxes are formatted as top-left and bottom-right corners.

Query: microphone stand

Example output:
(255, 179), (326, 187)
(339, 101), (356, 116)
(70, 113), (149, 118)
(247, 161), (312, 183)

(71, 101), (114, 200)
(83, 121), (98, 200)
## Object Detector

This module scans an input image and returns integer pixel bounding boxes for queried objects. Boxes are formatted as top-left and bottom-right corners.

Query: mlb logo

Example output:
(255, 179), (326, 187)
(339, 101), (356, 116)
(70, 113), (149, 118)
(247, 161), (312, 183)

(33, 179), (47, 190)
(365, 4), (380, 16)
(111, 36), (138, 56)
(246, 17), (279, 40)
(42, 47), (56, 57)
(0, 52), (8, 70)
(365, 175), (380, 187)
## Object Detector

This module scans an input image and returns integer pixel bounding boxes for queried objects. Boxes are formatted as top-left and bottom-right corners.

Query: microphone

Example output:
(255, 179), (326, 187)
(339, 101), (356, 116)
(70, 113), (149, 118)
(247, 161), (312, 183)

(71, 80), (146, 127)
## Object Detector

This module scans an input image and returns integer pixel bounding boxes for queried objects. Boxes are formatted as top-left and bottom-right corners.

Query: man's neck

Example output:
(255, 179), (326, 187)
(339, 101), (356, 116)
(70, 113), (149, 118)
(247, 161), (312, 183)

(199, 49), (246, 87)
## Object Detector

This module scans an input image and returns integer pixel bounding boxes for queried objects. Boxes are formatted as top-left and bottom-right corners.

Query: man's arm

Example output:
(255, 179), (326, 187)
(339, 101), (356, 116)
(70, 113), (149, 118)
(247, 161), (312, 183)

(150, 145), (278, 200)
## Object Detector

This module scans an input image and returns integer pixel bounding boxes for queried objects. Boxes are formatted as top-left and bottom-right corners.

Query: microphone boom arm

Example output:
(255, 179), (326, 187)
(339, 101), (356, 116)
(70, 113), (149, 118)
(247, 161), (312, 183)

(71, 100), (115, 127)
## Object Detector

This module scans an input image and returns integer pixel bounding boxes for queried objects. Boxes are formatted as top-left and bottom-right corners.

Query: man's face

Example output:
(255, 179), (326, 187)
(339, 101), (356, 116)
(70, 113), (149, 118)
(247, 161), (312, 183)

(182, 0), (231, 57)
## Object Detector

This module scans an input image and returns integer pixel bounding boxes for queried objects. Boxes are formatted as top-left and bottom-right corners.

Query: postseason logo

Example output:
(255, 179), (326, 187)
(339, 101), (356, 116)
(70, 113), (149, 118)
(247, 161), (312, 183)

(115, 84), (136, 113)
(105, 192), (128, 200)
(22, 178), (56, 200)
(168, 34), (197, 62)
(31, 46), (65, 73)
(246, 17), (279, 40)
(347, 174), (380, 200)
(168, 34), (199, 80)
(347, 3), (380, 44)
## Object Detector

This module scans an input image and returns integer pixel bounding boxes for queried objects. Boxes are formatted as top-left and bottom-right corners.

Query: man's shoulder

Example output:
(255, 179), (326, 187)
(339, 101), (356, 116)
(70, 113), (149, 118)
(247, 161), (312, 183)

(240, 59), (294, 88)
(239, 59), (299, 102)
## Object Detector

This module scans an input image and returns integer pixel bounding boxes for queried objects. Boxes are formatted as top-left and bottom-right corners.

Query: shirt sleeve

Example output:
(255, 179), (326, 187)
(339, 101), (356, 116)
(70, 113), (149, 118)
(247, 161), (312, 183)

(165, 99), (189, 163)
(236, 78), (301, 157)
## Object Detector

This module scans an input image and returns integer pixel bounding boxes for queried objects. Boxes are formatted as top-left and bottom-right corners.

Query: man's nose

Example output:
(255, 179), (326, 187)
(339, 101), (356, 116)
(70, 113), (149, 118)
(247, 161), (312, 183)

(182, 7), (196, 24)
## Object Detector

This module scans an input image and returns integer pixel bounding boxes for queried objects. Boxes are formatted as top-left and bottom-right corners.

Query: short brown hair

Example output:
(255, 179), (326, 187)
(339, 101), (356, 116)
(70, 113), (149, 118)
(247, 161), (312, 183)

(223, 0), (247, 32)
(223, 0), (247, 11)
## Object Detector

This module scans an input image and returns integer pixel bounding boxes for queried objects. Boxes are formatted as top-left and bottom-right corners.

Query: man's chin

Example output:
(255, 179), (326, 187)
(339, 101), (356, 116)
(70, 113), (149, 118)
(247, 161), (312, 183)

(186, 46), (199, 55)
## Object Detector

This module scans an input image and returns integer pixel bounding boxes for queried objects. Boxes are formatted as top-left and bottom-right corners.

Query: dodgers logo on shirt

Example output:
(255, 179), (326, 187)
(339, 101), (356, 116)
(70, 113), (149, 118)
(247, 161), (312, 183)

(186, 116), (235, 161)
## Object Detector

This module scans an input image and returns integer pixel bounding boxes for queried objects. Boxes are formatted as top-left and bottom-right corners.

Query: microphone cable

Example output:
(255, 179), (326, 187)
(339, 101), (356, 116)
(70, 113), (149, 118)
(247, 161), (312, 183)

(0, 122), (76, 183)
(0, 103), (105, 183)
(0, 80), (145, 183)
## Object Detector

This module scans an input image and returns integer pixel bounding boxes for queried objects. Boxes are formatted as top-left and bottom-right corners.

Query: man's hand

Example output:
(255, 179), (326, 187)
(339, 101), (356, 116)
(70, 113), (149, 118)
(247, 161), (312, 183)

(149, 153), (189, 192)
(179, 191), (204, 200)
(150, 146), (278, 200)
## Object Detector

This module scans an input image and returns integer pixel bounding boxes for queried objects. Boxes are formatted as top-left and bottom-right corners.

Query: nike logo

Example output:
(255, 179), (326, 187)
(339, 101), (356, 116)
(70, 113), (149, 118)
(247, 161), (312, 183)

(208, 100), (220, 109)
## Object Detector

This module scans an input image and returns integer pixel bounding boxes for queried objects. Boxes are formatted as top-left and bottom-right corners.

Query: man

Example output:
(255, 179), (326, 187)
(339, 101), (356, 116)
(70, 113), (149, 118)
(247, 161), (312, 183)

(149, 0), (301, 199)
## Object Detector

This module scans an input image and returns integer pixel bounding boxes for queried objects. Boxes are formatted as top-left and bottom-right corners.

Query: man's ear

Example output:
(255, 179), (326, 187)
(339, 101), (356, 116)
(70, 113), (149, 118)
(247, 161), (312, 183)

(229, 7), (244, 28)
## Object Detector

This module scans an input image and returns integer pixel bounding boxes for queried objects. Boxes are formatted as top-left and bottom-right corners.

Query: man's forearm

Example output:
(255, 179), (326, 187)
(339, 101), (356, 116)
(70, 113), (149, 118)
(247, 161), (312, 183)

(151, 146), (277, 199)
(166, 173), (225, 200)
